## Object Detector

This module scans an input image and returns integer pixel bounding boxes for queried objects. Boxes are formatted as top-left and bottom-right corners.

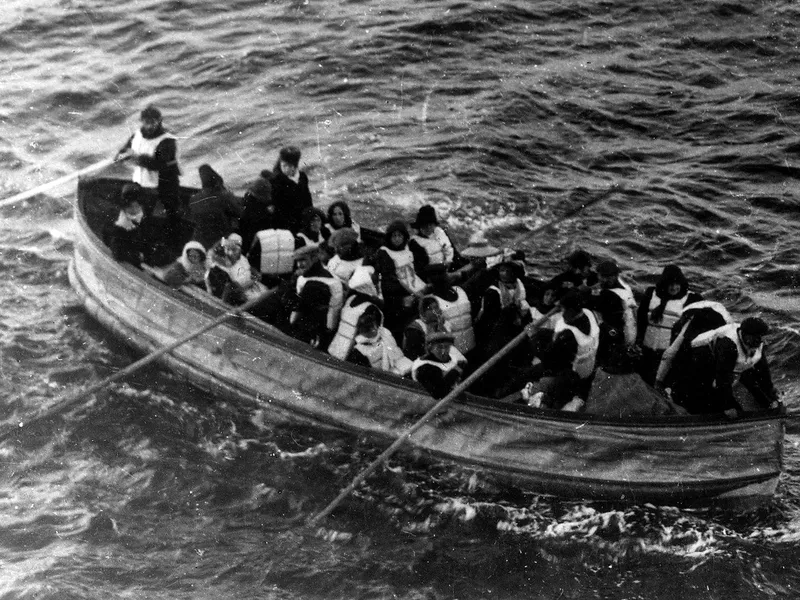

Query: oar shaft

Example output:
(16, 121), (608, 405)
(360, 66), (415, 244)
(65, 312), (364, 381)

(0, 158), (118, 209)
(0, 288), (273, 442)
(307, 306), (560, 527)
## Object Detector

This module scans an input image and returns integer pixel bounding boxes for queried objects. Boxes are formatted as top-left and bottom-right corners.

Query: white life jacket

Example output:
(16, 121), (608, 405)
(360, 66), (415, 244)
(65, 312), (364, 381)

(255, 229), (295, 275)
(608, 279), (637, 344)
(352, 328), (412, 376)
(328, 296), (377, 360)
(379, 246), (427, 295)
(130, 130), (177, 189)
(680, 300), (732, 323)
(433, 287), (475, 354)
(642, 292), (691, 351)
(691, 323), (763, 374)
(411, 346), (466, 382)
(326, 255), (364, 285)
(478, 280), (529, 321)
(553, 309), (600, 379)
(411, 232), (446, 266)
(225, 255), (255, 289)
(292, 274), (345, 331)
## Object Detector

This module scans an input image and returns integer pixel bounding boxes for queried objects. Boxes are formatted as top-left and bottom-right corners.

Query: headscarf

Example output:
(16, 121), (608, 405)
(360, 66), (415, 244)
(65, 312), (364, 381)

(177, 241), (207, 284)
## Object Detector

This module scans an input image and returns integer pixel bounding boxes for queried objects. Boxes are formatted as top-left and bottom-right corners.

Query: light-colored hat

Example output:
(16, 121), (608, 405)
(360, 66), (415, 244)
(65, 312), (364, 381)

(329, 227), (359, 252)
(293, 242), (320, 259)
(461, 231), (501, 258)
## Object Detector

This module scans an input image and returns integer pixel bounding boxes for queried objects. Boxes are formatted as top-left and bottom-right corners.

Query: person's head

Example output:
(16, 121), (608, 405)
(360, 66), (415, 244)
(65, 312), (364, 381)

(139, 105), (163, 137)
(426, 331), (455, 361)
(223, 234), (243, 262)
(120, 183), (144, 223)
(385, 220), (410, 250)
(293, 242), (319, 273)
(329, 227), (359, 258)
(356, 306), (381, 338)
(739, 317), (769, 350)
(656, 264), (687, 299)
(558, 289), (583, 320)
(302, 207), (324, 234)
(419, 295), (443, 325)
(182, 241), (207, 265)
(327, 201), (353, 229)
(595, 259), (620, 288)
(567, 249), (592, 276)
(198, 164), (224, 190)
(278, 146), (301, 178)
(496, 259), (523, 285)
(541, 282), (559, 308)
(411, 205), (439, 237)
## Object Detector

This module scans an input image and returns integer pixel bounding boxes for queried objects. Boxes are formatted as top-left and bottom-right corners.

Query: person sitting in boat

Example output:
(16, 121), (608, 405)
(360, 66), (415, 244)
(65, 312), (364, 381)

(205, 234), (267, 304)
(247, 225), (296, 289)
(325, 227), (364, 286)
(586, 259), (638, 371)
(551, 289), (600, 395)
(474, 254), (531, 363)
(550, 249), (597, 296)
(289, 243), (344, 349)
(295, 207), (327, 248)
(514, 330), (583, 411)
(407, 205), (456, 277)
(424, 263), (475, 357)
(188, 164), (242, 251)
(345, 306), (413, 377)
(375, 219), (429, 341)
(412, 331), (468, 399)
(103, 183), (153, 268)
(457, 231), (504, 311)
(666, 317), (779, 415)
(403, 295), (449, 361)
(114, 105), (182, 232)
(528, 280), (562, 331)
(328, 265), (384, 360)
(635, 264), (702, 385)
(160, 240), (207, 288)
(263, 146), (313, 234)
(238, 176), (276, 253)
(324, 200), (361, 243)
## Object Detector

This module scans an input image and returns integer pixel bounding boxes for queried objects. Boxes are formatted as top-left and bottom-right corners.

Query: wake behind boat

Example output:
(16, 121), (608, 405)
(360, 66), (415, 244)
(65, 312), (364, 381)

(67, 176), (785, 509)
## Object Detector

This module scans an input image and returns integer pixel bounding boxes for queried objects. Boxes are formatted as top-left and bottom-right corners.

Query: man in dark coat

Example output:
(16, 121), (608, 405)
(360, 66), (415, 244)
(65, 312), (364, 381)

(188, 164), (242, 250)
(262, 146), (313, 234)
(238, 175), (276, 252)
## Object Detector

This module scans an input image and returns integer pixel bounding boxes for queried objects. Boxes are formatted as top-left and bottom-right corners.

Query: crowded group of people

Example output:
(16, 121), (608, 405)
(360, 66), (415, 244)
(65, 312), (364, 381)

(104, 106), (782, 415)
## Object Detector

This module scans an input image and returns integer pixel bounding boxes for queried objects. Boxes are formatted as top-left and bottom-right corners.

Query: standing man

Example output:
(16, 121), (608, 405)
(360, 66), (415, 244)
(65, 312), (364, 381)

(263, 146), (313, 234)
(116, 105), (182, 233)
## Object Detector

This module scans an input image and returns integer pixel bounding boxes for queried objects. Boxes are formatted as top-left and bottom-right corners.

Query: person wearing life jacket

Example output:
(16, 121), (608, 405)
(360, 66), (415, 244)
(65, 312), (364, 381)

(328, 265), (384, 360)
(375, 219), (429, 341)
(238, 176), (276, 253)
(295, 207), (326, 248)
(654, 300), (733, 395)
(587, 259), (638, 371)
(550, 249), (598, 296)
(205, 234), (267, 305)
(669, 317), (779, 415)
(552, 290), (601, 387)
(474, 254), (531, 361)
(635, 264), (702, 384)
(289, 243), (344, 349)
(412, 331), (468, 399)
(403, 295), (450, 361)
(247, 221), (295, 289)
(161, 240), (207, 288)
(425, 263), (476, 356)
(325, 227), (364, 286)
(407, 205), (456, 278)
(324, 200), (362, 243)
(263, 146), (314, 234)
(345, 306), (413, 377)
(115, 105), (181, 230)
(188, 164), (242, 251)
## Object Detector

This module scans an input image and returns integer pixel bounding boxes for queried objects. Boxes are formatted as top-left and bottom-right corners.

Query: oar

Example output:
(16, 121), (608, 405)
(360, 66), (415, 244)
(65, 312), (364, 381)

(307, 305), (561, 527)
(505, 183), (622, 249)
(0, 157), (122, 209)
(0, 288), (275, 444)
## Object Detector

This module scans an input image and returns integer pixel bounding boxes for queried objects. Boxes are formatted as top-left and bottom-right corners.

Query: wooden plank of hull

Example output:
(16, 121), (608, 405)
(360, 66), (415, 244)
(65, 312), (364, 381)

(69, 178), (785, 507)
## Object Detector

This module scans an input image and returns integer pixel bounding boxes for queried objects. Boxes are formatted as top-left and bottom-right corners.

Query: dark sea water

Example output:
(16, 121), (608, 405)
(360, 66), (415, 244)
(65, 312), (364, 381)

(2, 0), (800, 597)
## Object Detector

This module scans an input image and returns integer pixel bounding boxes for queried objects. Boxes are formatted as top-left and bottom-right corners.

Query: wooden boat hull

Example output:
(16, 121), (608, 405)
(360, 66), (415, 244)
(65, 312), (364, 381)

(68, 178), (785, 508)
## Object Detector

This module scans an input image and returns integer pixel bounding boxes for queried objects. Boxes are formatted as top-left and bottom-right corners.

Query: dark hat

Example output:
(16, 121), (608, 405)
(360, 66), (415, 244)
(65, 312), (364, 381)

(567, 249), (592, 269)
(120, 182), (143, 206)
(426, 331), (455, 346)
(278, 146), (302, 166)
(198, 164), (224, 189)
(140, 105), (162, 121)
(559, 289), (583, 311)
(740, 317), (769, 338)
(658, 264), (685, 285)
(245, 177), (271, 203)
(329, 227), (359, 252)
(411, 205), (439, 229)
(596, 259), (620, 276)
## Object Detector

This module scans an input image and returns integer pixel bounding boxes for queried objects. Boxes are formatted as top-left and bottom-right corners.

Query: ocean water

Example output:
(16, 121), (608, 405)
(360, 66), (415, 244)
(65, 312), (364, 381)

(1, 0), (800, 598)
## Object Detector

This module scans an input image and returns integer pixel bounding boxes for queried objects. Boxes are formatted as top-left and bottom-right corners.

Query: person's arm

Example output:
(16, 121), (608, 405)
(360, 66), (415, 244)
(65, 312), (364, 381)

(375, 249), (407, 299)
(402, 325), (426, 360)
(740, 351), (779, 408)
(299, 172), (314, 210)
(415, 363), (451, 399)
(636, 288), (653, 346)
(712, 337), (740, 409)
(115, 134), (134, 160)
(161, 261), (189, 287)
(408, 239), (429, 276)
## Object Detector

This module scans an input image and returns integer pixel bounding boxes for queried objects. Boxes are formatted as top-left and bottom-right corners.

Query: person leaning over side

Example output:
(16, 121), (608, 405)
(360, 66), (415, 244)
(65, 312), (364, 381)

(188, 164), (242, 251)
(666, 317), (779, 416)
(115, 105), (182, 231)
(264, 146), (313, 234)
(635, 264), (702, 385)
(411, 332), (468, 399)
